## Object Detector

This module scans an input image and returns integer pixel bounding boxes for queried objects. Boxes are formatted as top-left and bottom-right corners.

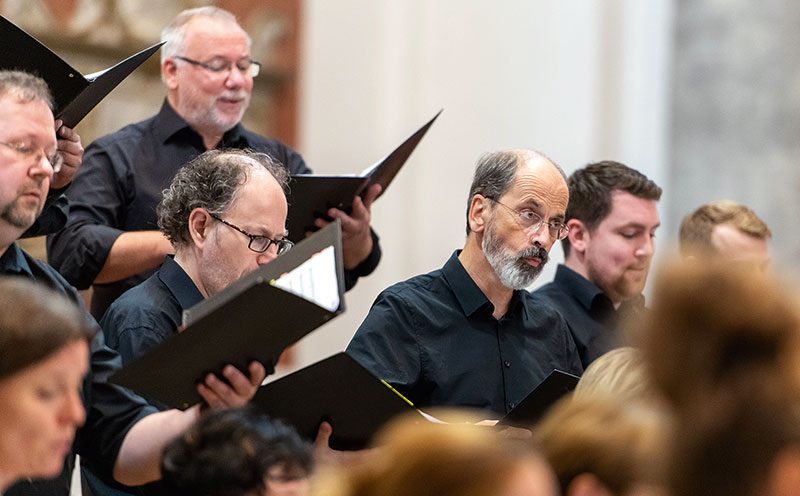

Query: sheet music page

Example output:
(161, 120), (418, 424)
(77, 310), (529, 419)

(272, 245), (339, 311)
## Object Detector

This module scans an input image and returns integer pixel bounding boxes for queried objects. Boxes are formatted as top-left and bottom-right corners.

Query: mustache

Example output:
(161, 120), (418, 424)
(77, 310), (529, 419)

(517, 245), (549, 264)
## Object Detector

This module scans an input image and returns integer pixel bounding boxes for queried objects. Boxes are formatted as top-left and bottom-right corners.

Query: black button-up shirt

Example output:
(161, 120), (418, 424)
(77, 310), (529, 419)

(533, 264), (645, 369)
(1, 244), (157, 496)
(47, 101), (380, 319)
(346, 251), (583, 417)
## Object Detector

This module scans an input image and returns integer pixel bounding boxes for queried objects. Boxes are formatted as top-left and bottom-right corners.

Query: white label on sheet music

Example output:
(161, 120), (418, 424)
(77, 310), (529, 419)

(273, 245), (339, 312)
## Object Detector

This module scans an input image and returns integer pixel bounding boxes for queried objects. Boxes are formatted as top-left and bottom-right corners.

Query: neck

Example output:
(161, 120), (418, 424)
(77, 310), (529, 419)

(459, 235), (514, 319)
(174, 250), (210, 299)
(166, 95), (223, 150)
(0, 224), (23, 259)
(564, 254), (625, 309)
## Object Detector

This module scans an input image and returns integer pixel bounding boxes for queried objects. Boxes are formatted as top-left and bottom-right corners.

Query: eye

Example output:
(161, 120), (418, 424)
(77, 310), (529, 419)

(519, 210), (539, 221)
(204, 58), (229, 72)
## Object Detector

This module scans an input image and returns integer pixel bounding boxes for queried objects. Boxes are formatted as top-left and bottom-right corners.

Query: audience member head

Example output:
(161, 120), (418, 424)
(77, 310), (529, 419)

(0, 71), (58, 247)
(535, 395), (668, 496)
(0, 277), (94, 491)
(465, 149), (569, 289)
(639, 261), (800, 496)
(678, 199), (771, 270)
(573, 347), (658, 405)
(157, 148), (290, 298)
(316, 412), (558, 496)
(562, 161), (662, 305)
(160, 7), (255, 142)
(161, 407), (312, 496)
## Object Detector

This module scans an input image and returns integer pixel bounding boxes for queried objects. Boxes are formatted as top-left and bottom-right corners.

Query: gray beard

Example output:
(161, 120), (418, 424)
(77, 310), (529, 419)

(482, 222), (548, 290)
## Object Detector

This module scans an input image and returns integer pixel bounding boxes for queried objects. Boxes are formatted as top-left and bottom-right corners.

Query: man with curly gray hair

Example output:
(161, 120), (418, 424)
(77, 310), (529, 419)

(100, 148), (291, 376)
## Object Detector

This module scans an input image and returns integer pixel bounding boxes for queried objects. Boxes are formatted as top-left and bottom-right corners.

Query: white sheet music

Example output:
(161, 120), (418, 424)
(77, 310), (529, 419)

(272, 245), (339, 311)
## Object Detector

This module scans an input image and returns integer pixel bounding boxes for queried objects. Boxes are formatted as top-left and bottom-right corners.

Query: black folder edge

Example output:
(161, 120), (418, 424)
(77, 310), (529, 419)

(253, 352), (423, 450)
(0, 15), (162, 127)
(109, 221), (345, 409)
(498, 369), (580, 427)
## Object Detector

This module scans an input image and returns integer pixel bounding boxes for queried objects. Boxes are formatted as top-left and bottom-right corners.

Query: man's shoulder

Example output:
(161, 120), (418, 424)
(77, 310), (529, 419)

(89, 114), (156, 150)
(377, 268), (446, 302)
(101, 272), (178, 332)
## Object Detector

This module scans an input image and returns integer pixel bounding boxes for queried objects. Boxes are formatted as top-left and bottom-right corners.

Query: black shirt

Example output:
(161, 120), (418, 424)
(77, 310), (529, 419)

(47, 101), (381, 319)
(1, 244), (157, 496)
(533, 264), (645, 369)
(346, 251), (583, 417)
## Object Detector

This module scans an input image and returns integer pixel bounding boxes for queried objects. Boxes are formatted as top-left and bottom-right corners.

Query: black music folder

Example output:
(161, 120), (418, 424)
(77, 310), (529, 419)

(253, 352), (422, 450)
(0, 16), (162, 128)
(499, 370), (580, 427)
(110, 221), (346, 410)
(285, 109), (442, 242)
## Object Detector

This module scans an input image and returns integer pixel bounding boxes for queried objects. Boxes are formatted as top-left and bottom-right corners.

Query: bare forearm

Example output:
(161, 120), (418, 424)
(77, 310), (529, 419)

(113, 406), (200, 486)
(95, 231), (174, 284)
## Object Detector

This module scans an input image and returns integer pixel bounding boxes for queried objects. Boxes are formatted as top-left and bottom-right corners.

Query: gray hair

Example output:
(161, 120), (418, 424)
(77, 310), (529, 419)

(0, 70), (53, 110)
(160, 6), (251, 64)
(157, 149), (289, 247)
(465, 149), (564, 235)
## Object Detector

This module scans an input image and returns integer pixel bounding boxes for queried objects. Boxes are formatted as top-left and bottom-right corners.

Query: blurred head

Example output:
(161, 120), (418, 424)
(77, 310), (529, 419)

(0, 278), (94, 487)
(466, 149), (569, 289)
(161, 7), (254, 139)
(162, 407), (312, 496)
(158, 148), (290, 298)
(316, 412), (558, 496)
(679, 200), (771, 270)
(563, 161), (662, 305)
(0, 71), (57, 244)
(535, 395), (668, 496)
(573, 347), (658, 405)
(638, 261), (800, 496)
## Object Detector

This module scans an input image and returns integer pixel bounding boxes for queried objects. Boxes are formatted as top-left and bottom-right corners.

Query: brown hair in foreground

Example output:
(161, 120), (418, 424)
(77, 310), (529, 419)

(314, 411), (558, 496)
(0, 277), (95, 379)
(638, 260), (800, 496)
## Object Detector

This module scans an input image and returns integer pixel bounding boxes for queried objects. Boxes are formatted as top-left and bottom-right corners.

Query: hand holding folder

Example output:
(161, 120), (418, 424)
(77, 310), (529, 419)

(0, 15), (162, 128)
(286, 110), (442, 243)
(110, 221), (346, 410)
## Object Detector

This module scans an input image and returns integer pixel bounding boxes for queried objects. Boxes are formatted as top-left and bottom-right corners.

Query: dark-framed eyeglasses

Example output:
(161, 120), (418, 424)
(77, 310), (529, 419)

(174, 55), (261, 77)
(209, 213), (293, 255)
(0, 141), (64, 173)
(487, 197), (570, 240)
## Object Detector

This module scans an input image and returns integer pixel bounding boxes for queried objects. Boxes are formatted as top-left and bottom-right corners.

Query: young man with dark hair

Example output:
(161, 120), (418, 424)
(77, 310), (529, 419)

(534, 161), (661, 369)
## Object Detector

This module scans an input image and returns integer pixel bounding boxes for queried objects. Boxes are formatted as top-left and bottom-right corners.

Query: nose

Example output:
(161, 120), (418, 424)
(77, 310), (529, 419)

(30, 151), (55, 179)
(61, 389), (86, 427)
(635, 234), (656, 258)
(225, 65), (247, 89)
(528, 223), (554, 248)
(256, 250), (277, 266)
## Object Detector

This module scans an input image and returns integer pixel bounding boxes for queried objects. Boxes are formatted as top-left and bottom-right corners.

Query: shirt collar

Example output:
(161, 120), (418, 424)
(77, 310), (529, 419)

(153, 99), (250, 149)
(553, 264), (613, 312)
(157, 255), (205, 312)
(442, 250), (526, 318)
(0, 243), (33, 277)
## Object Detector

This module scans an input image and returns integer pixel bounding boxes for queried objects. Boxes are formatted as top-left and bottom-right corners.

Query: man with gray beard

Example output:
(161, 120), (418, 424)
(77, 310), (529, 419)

(347, 150), (582, 417)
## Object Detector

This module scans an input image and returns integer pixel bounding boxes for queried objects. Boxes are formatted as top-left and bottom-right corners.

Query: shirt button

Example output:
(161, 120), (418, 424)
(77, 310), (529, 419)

(508, 402), (515, 409)
(504, 361), (511, 368)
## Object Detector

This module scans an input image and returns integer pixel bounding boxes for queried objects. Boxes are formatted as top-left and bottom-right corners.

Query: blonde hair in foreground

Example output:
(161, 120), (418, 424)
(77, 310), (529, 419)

(313, 411), (557, 496)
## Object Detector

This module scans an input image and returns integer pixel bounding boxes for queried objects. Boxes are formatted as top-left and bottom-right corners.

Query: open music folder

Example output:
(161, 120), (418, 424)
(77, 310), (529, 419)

(285, 109), (442, 243)
(253, 352), (425, 450)
(498, 369), (580, 427)
(110, 221), (346, 410)
(0, 15), (162, 128)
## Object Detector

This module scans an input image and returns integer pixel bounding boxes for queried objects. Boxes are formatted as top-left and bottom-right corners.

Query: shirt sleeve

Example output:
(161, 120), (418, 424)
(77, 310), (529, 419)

(346, 288), (428, 403)
(46, 141), (131, 290)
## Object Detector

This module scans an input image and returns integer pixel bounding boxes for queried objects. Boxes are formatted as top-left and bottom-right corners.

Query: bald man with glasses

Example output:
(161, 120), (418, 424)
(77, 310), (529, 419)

(347, 149), (582, 418)
(47, 6), (382, 321)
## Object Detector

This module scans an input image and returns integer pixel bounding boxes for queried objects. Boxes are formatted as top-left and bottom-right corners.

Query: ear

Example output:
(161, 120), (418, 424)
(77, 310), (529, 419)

(566, 473), (614, 496)
(467, 194), (491, 234)
(566, 219), (590, 257)
(188, 208), (213, 248)
(162, 58), (179, 90)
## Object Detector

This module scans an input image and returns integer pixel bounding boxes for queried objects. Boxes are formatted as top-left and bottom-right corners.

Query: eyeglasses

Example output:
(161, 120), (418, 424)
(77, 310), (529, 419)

(174, 55), (261, 77)
(487, 197), (570, 240)
(0, 141), (63, 174)
(209, 213), (293, 255)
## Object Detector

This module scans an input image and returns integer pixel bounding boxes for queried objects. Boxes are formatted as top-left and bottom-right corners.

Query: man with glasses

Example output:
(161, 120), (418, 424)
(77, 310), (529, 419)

(47, 6), (381, 320)
(347, 150), (582, 417)
(533, 161), (662, 369)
